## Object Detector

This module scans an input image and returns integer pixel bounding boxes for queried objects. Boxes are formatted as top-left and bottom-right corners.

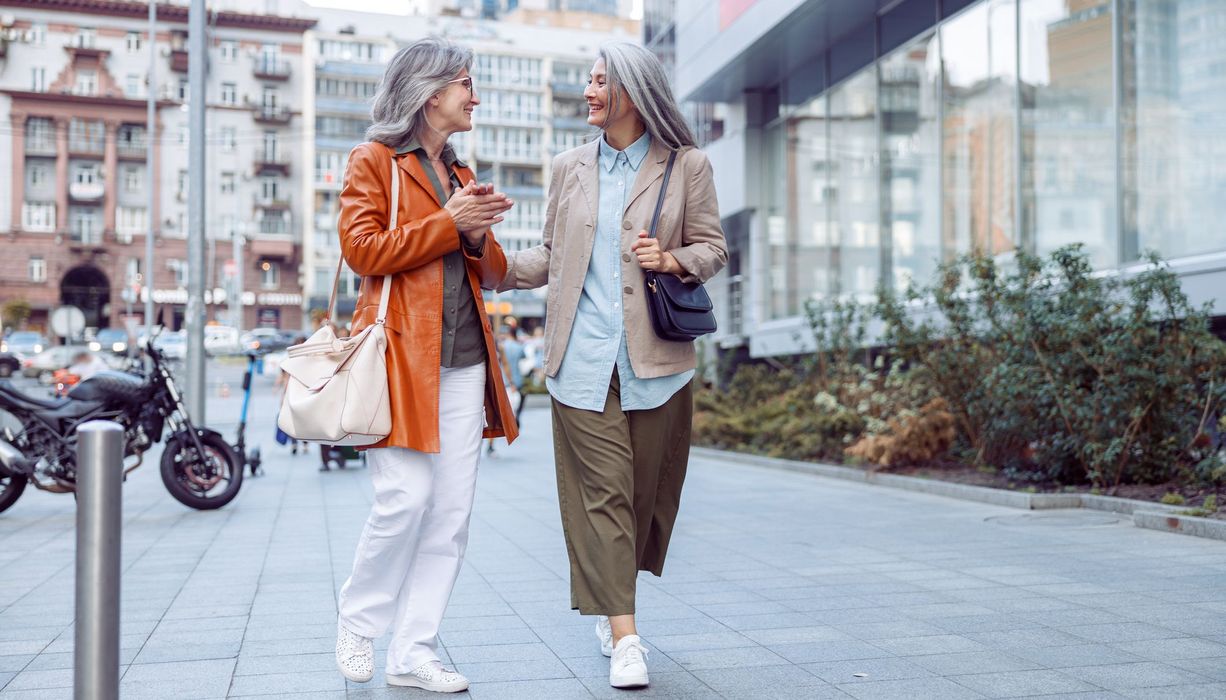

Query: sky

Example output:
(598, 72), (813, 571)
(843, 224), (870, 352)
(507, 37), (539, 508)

(301, 0), (644, 19)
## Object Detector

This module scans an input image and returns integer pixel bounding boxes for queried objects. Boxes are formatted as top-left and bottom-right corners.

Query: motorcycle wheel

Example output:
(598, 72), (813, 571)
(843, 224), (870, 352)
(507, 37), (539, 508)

(160, 430), (243, 510)
(0, 474), (27, 514)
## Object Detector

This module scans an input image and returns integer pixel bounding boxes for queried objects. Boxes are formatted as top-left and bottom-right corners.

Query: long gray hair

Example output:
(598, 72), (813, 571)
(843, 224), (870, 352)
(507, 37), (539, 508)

(598, 42), (696, 150)
(366, 37), (473, 149)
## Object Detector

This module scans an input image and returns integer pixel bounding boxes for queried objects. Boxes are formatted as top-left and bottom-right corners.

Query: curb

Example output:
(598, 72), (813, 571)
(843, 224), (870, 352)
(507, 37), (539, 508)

(692, 447), (1226, 543)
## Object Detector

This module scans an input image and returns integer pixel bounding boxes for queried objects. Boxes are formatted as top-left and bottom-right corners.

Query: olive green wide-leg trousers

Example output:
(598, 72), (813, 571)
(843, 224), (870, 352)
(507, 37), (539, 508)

(550, 373), (693, 616)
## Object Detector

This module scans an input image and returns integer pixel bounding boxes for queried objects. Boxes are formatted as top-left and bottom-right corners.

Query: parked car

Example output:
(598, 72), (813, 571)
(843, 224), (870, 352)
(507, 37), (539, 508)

(0, 352), (20, 378)
(240, 328), (293, 353)
(204, 326), (241, 356)
(22, 345), (91, 383)
(89, 328), (131, 355)
(2, 332), (48, 358)
(153, 331), (187, 360)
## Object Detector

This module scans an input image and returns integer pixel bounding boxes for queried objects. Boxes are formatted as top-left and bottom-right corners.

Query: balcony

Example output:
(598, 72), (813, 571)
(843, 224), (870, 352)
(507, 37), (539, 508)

(25, 139), (56, 157)
(253, 106), (292, 125)
(254, 57), (292, 81)
(255, 155), (291, 176)
(249, 235), (295, 259)
(68, 139), (105, 157)
(69, 182), (105, 202)
(169, 47), (188, 73)
(254, 195), (291, 211)
(550, 80), (586, 98)
(117, 140), (146, 159)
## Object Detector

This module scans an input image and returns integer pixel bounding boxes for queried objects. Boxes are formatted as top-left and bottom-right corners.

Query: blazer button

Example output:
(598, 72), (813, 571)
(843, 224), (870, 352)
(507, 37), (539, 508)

(622, 253), (631, 262)
(623, 286), (633, 295)
(622, 220), (632, 230)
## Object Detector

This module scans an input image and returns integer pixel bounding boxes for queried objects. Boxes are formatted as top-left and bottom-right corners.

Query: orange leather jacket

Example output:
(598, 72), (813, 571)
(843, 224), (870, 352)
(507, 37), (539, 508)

(338, 141), (518, 453)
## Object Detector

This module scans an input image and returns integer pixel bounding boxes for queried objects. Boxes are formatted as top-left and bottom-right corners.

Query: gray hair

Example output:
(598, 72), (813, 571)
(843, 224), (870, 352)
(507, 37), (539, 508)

(366, 37), (473, 149)
(598, 42), (696, 150)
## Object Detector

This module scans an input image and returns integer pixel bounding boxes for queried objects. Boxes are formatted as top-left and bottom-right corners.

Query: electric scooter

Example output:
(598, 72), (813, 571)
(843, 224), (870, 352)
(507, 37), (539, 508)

(234, 351), (263, 477)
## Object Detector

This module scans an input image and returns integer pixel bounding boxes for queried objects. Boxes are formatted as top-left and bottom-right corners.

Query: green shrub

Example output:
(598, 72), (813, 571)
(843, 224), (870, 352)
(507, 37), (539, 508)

(1161, 492), (1187, 506)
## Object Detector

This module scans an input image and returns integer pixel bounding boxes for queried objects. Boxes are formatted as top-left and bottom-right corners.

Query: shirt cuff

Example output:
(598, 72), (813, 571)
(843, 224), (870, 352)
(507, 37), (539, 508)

(461, 231), (487, 258)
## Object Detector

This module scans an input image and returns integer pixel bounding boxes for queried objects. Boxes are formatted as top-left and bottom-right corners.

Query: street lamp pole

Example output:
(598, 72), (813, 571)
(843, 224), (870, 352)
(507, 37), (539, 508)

(143, 0), (156, 337)
(185, 0), (207, 422)
(232, 226), (244, 341)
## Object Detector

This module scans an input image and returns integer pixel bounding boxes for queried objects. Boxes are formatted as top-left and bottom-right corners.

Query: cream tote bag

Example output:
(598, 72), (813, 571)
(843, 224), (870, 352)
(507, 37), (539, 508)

(276, 156), (399, 445)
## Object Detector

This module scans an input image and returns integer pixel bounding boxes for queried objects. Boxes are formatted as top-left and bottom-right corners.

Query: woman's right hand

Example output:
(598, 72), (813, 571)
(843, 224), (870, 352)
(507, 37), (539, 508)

(445, 182), (514, 233)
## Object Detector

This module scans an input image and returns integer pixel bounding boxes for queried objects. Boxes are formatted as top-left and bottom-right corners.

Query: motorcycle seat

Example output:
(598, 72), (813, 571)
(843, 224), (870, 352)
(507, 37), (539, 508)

(0, 380), (70, 411)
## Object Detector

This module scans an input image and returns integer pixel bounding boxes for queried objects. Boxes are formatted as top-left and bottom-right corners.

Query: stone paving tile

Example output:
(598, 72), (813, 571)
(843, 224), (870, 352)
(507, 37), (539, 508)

(836, 676), (988, 699)
(950, 669), (1101, 698)
(232, 653), (337, 676)
(872, 634), (988, 657)
(1010, 643), (1146, 669)
(465, 677), (592, 699)
(802, 656), (935, 684)
(1061, 661), (1211, 690)
(453, 658), (574, 683)
(119, 658), (236, 698)
(666, 645), (791, 671)
(647, 631), (756, 653)
(907, 651), (1042, 676)
(1, 668), (73, 691)
(559, 649), (683, 678)
(0, 656), (33, 674)
(226, 670), (346, 696)
(1167, 657), (1226, 681)
(1111, 637), (1226, 661)
(766, 640), (893, 664)
(741, 625), (856, 646)
(1117, 683), (1226, 700)
(1061, 622), (1187, 644)
(0, 688), (78, 699)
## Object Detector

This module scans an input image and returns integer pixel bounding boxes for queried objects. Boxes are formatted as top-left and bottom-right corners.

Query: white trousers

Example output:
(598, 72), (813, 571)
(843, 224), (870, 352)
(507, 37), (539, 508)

(337, 363), (486, 674)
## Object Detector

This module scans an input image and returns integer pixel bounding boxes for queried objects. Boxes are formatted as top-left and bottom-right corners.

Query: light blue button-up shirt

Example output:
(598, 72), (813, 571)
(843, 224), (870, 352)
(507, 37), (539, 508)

(548, 132), (694, 412)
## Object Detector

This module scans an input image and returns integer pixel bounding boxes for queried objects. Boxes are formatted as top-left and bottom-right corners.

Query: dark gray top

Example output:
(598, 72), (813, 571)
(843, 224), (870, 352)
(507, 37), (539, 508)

(397, 138), (486, 369)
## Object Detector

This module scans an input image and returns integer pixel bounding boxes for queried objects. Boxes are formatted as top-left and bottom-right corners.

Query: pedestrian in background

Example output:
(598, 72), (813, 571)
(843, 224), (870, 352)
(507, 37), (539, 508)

(498, 41), (727, 689)
(332, 37), (518, 694)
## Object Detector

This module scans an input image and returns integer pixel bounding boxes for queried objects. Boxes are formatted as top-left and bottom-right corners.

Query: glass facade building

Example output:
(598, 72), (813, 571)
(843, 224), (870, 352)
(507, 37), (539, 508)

(673, 0), (1226, 357)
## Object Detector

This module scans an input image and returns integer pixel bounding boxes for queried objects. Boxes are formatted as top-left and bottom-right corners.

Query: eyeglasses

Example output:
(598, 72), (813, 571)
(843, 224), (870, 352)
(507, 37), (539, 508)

(446, 76), (475, 98)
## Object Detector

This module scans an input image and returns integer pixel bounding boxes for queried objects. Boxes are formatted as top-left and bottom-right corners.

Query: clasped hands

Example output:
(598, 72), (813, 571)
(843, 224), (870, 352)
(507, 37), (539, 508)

(445, 181), (515, 247)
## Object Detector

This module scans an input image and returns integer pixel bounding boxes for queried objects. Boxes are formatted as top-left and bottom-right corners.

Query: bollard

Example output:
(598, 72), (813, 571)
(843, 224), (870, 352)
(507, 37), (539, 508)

(74, 421), (124, 700)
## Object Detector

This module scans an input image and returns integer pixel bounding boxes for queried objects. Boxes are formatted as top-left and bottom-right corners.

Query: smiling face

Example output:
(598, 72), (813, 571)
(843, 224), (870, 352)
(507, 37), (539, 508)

(584, 57), (638, 131)
(429, 68), (479, 135)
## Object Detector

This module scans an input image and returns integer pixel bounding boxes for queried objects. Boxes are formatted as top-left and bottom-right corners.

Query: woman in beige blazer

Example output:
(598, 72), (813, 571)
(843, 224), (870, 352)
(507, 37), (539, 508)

(500, 42), (727, 690)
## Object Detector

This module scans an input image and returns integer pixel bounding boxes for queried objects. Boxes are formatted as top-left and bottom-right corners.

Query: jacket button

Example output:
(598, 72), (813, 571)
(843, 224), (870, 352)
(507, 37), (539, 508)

(622, 220), (632, 230)
(623, 286), (633, 295)
(622, 253), (631, 262)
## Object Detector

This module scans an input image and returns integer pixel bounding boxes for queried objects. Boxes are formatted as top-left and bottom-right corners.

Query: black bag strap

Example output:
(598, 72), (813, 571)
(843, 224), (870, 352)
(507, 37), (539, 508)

(647, 150), (678, 240)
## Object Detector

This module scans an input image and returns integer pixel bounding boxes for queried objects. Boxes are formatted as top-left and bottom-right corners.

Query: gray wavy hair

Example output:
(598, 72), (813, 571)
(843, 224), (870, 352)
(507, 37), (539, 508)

(598, 42), (696, 150)
(366, 37), (473, 149)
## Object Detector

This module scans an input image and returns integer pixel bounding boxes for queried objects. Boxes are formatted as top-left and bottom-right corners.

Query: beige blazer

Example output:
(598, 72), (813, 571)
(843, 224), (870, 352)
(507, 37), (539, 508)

(499, 138), (728, 379)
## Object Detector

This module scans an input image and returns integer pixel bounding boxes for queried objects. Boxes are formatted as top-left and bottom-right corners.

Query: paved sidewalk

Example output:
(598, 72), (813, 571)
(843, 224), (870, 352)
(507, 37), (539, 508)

(2, 368), (1226, 698)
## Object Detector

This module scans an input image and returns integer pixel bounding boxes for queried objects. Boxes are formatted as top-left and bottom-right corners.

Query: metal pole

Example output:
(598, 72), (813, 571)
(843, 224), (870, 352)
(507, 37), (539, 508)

(232, 227), (244, 339)
(74, 420), (123, 700)
(144, 0), (157, 337)
(186, 0), (207, 422)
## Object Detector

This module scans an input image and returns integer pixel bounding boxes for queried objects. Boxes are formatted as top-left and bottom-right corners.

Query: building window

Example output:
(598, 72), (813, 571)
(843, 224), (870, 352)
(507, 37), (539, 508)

(125, 73), (141, 97)
(126, 31), (142, 53)
(941, 1), (1017, 260)
(28, 163), (48, 189)
(73, 163), (100, 187)
(74, 27), (96, 49)
(260, 176), (280, 202)
(178, 79), (189, 102)
(125, 257), (141, 285)
(31, 67), (47, 92)
(178, 124), (188, 146)
(261, 85), (279, 111)
(28, 257), (46, 284)
(123, 166), (142, 193)
(315, 151), (344, 185)
(74, 70), (98, 97)
(220, 40), (238, 62)
(260, 261), (279, 289)
(220, 171), (236, 195)
(116, 207), (147, 238)
(70, 207), (101, 244)
(29, 23), (46, 46)
(178, 170), (188, 199)
(221, 127), (236, 152)
(221, 82), (237, 106)
(69, 119), (106, 154)
(262, 131), (278, 161)
(168, 259), (187, 287)
(21, 203), (56, 233)
(26, 118), (53, 151)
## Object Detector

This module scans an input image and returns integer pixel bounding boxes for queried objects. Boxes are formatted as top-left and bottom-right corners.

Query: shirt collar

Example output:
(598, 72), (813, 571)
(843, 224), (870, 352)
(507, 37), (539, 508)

(395, 136), (468, 170)
(598, 131), (651, 173)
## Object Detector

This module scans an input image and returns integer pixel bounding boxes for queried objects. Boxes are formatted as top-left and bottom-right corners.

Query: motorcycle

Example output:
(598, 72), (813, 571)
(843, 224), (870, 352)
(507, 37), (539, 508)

(0, 331), (243, 513)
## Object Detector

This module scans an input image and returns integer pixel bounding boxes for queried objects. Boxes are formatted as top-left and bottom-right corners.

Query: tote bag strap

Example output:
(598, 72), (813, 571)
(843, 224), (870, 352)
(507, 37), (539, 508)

(325, 149), (395, 326)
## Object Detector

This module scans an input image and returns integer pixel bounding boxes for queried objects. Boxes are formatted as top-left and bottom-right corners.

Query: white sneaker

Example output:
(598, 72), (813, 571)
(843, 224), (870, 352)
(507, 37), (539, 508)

(596, 615), (613, 657)
(387, 661), (469, 693)
(335, 620), (374, 683)
(609, 634), (649, 689)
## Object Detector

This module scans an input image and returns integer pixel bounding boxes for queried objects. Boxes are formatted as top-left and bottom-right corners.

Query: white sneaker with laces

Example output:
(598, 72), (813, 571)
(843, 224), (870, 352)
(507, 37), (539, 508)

(334, 621), (374, 683)
(596, 615), (613, 657)
(609, 634), (649, 689)
(387, 660), (470, 693)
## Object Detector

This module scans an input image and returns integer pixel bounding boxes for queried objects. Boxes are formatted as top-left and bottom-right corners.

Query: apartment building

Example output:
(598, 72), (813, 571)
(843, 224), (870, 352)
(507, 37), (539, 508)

(0, 0), (315, 334)
(302, 8), (639, 326)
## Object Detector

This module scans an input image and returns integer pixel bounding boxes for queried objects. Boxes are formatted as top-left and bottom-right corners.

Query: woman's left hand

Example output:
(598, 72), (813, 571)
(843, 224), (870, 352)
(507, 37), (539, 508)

(631, 231), (682, 274)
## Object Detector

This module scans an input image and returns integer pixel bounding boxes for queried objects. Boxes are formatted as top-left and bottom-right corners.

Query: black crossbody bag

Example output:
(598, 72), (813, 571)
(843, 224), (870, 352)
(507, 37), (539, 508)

(642, 151), (717, 342)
